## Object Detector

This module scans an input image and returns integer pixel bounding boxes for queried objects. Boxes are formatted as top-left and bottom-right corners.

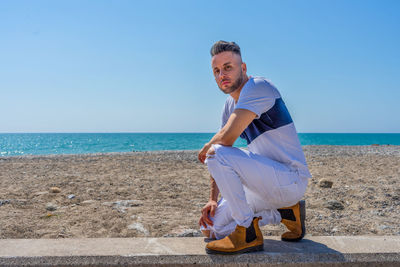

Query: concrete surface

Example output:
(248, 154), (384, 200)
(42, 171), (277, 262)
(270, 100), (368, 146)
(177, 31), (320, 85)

(0, 236), (399, 266)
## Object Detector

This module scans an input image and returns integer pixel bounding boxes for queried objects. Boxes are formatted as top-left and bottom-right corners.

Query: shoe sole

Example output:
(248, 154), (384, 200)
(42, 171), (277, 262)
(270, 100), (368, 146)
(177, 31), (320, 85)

(281, 199), (306, 242)
(205, 244), (264, 255)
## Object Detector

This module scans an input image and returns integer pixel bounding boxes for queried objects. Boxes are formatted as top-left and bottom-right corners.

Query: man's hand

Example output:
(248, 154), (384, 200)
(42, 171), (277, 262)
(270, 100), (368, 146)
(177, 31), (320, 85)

(198, 143), (214, 164)
(198, 200), (218, 228)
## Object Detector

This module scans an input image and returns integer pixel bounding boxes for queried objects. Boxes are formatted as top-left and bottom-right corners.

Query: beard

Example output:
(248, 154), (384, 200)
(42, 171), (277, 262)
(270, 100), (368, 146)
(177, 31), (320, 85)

(219, 71), (244, 94)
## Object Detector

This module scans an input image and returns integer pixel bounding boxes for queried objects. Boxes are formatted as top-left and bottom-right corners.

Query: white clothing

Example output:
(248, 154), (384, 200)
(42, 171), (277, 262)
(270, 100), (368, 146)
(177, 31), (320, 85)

(221, 76), (311, 178)
(200, 76), (311, 239)
(202, 144), (308, 239)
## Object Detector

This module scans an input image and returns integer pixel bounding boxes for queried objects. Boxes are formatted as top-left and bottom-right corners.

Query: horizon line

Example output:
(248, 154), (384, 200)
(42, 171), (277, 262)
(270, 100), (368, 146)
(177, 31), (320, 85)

(0, 132), (400, 134)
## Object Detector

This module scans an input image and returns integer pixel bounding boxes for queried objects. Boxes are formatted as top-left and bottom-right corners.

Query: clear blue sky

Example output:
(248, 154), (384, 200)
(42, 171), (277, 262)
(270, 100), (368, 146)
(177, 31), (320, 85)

(1, 0), (399, 133)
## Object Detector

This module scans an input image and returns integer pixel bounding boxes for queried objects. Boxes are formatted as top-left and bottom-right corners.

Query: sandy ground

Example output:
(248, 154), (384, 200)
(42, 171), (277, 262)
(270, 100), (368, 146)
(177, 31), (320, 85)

(0, 145), (399, 239)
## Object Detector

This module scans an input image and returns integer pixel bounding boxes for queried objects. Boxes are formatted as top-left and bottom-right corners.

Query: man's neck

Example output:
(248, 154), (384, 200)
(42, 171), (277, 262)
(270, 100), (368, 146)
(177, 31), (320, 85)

(230, 75), (249, 103)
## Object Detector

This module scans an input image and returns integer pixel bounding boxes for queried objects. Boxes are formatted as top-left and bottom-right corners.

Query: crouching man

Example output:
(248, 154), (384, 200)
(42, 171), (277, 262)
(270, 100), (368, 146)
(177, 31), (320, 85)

(198, 41), (312, 254)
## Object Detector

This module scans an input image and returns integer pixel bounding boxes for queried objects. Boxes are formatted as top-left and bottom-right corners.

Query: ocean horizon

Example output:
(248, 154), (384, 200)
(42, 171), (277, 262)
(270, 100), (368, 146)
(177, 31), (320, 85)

(0, 133), (399, 157)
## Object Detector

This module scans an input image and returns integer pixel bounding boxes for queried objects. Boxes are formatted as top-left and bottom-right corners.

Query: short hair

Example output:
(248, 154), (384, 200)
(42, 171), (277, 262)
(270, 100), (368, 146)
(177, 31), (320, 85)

(210, 40), (241, 57)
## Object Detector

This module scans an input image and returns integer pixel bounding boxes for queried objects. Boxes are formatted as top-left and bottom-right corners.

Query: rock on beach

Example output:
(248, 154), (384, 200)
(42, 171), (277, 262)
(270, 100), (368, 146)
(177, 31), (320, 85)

(49, 187), (61, 193)
(0, 200), (11, 206)
(324, 200), (344, 210)
(102, 200), (143, 213)
(127, 222), (149, 236)
(319, 179), (333, 188)
(177, 229), (202, 237)
(46, 203), (58, 211)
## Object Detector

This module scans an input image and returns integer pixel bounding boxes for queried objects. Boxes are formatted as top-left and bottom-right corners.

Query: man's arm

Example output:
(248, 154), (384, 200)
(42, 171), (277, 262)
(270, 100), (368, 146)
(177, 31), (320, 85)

(199, 176), (219, 228)
(198, 108), (257, 163)
(209, 176), (219, 202)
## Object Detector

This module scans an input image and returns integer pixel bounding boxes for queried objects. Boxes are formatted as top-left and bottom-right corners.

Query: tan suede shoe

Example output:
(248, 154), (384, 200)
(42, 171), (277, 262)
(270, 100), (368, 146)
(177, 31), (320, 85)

(278, 200), (306, 242)
(205, 217), (264, 255)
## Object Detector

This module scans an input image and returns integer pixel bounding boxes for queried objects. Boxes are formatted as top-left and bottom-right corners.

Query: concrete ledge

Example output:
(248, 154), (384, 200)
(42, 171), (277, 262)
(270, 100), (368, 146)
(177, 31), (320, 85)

(1, 236), (399, 266)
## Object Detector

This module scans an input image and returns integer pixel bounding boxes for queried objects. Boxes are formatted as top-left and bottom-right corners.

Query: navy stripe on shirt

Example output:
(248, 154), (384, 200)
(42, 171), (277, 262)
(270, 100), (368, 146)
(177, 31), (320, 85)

(240, 98), (293, 145)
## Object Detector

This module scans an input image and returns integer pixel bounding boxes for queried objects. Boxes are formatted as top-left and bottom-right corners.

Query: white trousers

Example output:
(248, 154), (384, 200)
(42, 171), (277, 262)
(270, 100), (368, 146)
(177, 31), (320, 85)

(200, 144), (308, 240)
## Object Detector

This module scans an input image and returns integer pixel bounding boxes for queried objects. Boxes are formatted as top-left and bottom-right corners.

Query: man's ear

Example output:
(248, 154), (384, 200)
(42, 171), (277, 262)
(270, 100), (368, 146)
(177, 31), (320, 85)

(241, 62), (247, 74)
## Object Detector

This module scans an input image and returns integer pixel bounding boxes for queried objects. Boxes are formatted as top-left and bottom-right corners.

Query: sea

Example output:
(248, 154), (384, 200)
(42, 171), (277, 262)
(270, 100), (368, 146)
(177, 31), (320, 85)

(0, 133), (399, 157)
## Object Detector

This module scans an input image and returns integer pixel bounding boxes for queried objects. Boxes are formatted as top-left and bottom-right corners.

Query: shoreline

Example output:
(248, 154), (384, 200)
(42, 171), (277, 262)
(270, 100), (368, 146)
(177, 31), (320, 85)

(1, 144), (399, 159)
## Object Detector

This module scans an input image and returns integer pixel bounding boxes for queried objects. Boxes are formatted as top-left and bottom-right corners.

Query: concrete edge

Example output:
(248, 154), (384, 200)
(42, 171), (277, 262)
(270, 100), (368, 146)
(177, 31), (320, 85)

(1, 236), (399, 266)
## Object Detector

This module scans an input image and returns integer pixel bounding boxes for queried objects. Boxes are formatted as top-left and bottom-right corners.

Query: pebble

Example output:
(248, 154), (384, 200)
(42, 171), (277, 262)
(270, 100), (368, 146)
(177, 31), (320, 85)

(130, 215), (142, 220)
(46, 203), (58, 211)
(67, 194), (76, 199)
(324, 200), (344, 210)
(127, 222), (149, 236)
(81, 200), (96, 205)
(102, 200), (143, 213)
(0, 199), (11, 206)
(14, 199), (28, 205)
(378, 225), (390, 230)
(49, 187), (61, 193)
(86, 188), (95, 194)
(163, 228), (202, 237)
(177, 229), (202, 237)
(115, 200), (143, 207)
(102, 200), (143, 207)
(319, 179), (333, 188)
(163, 233), (175, 237)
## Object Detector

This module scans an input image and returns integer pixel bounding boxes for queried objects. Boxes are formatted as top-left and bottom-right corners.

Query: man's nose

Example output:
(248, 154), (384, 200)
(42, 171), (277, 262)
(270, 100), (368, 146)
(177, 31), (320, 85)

(219, 70), (228, 80)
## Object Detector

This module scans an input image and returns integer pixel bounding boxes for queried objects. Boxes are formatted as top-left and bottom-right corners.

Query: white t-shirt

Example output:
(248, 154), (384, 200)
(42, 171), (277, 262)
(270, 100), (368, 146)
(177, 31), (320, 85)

(221, 76), (312, 179)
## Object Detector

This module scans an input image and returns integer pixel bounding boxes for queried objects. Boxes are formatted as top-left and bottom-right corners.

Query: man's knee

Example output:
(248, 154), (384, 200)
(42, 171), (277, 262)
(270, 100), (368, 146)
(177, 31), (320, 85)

(206, 145), (216, 156)
(205, 144), (236, 175)
(209, 144), (233, 157)
(205, 144), (224, 163)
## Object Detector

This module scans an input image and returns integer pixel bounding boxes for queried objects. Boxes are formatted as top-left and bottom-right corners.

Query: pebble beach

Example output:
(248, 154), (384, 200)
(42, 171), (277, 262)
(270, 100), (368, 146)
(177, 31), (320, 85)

(0, 145), (399, 239)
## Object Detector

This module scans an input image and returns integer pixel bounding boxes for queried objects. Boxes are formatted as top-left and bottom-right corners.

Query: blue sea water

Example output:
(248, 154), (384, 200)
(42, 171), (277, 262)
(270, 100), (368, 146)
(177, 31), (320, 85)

(0, 133), (399, 156)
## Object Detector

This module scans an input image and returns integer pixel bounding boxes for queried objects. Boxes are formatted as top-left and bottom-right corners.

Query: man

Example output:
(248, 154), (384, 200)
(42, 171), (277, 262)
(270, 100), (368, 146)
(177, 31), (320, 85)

(198, 41), (312, 255)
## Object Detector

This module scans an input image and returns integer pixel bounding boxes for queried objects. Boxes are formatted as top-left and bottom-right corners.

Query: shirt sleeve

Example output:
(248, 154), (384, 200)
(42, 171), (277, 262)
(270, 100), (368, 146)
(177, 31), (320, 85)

(220, 99), (231, 130)
(235, 78), (277, 118)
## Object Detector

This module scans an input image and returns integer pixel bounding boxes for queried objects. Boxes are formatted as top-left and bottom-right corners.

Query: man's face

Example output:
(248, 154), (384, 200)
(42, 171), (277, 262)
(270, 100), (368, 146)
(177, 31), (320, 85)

(211, 51), (246, 94)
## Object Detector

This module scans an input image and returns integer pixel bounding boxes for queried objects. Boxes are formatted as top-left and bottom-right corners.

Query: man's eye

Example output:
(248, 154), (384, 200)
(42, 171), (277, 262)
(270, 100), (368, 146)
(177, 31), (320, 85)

(214, 69), (220, 75)
(225, 66), (232, 71)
